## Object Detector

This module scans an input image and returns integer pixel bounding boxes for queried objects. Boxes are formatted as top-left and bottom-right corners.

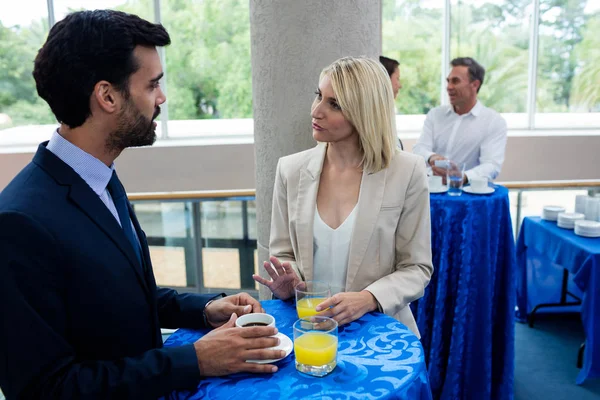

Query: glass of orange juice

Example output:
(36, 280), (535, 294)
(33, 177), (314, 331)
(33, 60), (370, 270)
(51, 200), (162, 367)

(295, 281), (330, 318)
(293, 316), (338, 377)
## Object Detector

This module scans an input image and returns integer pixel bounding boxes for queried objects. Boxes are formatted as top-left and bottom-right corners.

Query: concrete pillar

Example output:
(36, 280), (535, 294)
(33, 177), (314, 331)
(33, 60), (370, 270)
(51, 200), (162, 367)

(250, 0), (382, 298)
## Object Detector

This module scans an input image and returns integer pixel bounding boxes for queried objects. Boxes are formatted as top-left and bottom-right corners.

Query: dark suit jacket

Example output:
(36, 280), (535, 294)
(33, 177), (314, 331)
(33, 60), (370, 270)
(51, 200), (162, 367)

(0, 143), (217, 399)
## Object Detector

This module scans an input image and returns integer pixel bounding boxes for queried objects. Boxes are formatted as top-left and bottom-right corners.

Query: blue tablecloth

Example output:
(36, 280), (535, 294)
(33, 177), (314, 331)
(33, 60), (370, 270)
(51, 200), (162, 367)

(163, 300), (432, 399)
(412, 185), (516, 400)
(516, 216), (600, 384)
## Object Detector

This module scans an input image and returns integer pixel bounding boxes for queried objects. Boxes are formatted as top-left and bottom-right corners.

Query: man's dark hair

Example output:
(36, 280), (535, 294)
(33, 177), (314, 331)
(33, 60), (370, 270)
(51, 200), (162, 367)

(33, 10), (170, 128)
(379, 56), (400, 77)
(450, 57), (485, 93)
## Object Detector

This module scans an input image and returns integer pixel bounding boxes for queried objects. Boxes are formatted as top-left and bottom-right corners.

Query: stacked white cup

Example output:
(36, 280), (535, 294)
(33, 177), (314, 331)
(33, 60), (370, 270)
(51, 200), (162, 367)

(575, 195), (588, 214)
(584, 197), (600, 222)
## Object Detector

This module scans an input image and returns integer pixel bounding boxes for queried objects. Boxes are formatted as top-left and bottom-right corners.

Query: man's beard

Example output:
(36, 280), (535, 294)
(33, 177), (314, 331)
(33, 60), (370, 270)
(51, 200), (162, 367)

(106, 100), (159, 153)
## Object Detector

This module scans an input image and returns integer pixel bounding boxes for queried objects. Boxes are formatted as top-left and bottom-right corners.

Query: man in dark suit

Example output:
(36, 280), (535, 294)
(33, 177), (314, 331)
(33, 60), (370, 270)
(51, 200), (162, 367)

(0, 10), (283, 399)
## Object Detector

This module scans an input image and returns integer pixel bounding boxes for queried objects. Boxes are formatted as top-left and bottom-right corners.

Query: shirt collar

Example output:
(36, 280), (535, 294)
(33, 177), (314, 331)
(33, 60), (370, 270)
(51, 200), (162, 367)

(46, 129), (115, 196)
(470, 100), (483, 116)
(446, 100), (483, 117)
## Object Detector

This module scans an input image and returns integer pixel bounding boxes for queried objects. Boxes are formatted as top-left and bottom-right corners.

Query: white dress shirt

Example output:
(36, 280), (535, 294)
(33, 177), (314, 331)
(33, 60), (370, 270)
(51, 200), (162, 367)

(46, 130), (139, 242)
(413, 101), (507, 181)
(312, 204), (357, 289)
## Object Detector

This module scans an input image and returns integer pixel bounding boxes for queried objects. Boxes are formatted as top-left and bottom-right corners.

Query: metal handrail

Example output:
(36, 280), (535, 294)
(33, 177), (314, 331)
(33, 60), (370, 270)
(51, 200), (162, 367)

(499, 180), (600, 189)
(498, 180), (600, 235)
(128, 189), (256, 201)
(127, 180), (600, 201)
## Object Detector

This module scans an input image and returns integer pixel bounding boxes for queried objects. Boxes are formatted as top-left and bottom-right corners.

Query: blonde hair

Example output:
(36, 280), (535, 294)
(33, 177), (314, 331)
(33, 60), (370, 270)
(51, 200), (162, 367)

(320, 56), (397, 173)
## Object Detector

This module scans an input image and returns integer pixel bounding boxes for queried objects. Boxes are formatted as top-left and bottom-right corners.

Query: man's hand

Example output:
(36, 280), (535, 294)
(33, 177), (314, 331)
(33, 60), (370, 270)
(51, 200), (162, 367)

(204, 293), (264, 328)
(428, 154), (448, 179)
(315, 291), (379, 326)
(252, 256), (301, 300)
(194, 314), (284, 376)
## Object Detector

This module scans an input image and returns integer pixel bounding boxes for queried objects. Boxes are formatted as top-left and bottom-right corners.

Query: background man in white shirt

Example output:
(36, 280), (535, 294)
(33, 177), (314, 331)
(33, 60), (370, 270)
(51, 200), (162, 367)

(413, 57), (507, 183)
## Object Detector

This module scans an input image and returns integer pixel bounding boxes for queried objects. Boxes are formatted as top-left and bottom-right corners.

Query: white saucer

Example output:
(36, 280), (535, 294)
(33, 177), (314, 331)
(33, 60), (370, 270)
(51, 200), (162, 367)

(463, 186), (495, 195)
(429, 186), (448, 194)
(247, 332), (293, 364)
(575, 231), (600, 238)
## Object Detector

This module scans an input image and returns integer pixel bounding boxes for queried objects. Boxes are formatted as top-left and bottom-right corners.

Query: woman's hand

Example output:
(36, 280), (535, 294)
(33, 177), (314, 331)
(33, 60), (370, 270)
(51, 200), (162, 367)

(316, 291), (379, 326)
(252, 256), (302, 300)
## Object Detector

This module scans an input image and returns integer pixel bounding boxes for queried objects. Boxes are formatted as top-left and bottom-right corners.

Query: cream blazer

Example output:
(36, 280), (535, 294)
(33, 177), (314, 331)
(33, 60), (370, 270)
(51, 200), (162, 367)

(269, 143), (433, 336)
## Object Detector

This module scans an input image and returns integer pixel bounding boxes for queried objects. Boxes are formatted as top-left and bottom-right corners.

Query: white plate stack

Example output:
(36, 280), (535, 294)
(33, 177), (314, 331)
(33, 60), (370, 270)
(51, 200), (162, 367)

(574, 220), (600, 238)
(557, 212), (585, 229)
(542, 206), (566, 221)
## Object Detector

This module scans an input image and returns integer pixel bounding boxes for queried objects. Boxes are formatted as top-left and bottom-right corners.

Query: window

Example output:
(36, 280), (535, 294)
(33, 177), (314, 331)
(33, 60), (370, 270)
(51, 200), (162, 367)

(0, 1), (53, 132)
(53, 0), (153, 23)
(1, 0), (599, 141)
(451, 0), (531, 121)
(382, 0), (443, 116)
(161, 0), (252, 123)
(535, 0), (600, 128)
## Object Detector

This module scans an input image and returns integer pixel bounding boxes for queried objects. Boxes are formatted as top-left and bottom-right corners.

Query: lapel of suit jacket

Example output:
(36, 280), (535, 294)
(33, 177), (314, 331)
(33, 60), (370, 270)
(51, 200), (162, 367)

(129, 203), (157, 292)
(129, 204), (151, 274)
(345, 167), (387, 289)
(33, 144), (151, 297)
(295, 143), (327, 283)
(129, 206), (159, 340)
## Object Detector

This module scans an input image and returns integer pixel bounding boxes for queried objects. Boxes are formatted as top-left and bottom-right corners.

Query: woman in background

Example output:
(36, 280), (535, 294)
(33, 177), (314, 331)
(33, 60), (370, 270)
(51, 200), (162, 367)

(380, 55), (404, 150)
(252, 57), (432, 336)
(379, 55), (402, 99)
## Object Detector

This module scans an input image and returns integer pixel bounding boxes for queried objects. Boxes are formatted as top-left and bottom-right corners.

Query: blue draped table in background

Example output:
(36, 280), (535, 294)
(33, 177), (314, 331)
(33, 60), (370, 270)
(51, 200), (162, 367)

(516, 216), (600, 384)
(163, 300), (432, 399)
(412, 185), (516, 400)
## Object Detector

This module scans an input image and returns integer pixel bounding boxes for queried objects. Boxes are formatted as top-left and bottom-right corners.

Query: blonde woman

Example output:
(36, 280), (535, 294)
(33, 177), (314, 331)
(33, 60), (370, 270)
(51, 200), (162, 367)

(252, 57), (432, 336)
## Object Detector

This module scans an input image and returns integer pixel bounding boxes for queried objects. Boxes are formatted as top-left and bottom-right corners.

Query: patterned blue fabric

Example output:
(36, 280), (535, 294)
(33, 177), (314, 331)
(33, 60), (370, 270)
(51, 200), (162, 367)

(412, 185), (516, 400)
(163, 300), (432, 400)
(516, 217), (600, 384)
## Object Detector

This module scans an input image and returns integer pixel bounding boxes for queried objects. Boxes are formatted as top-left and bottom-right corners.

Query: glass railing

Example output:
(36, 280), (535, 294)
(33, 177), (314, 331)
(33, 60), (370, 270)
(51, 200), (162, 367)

(503, 181), (600, 238)
(130, 190), (258, 297)
(130, 181), (600, 294)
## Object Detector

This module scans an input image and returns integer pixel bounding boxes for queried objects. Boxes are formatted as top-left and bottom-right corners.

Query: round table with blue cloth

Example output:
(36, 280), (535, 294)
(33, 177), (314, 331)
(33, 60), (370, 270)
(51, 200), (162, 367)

(411, 185), (516, 400)
(163, 299), (432, 400)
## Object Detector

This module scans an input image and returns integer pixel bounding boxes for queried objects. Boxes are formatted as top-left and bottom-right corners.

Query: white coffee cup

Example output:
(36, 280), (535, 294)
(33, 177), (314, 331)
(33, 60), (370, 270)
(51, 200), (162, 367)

(428, 175), (443, 190)
(235, 313), (276, 328)
(470, 177), (488, 192)
(585, 197), (600, 222)
(575, 195), (588, 214)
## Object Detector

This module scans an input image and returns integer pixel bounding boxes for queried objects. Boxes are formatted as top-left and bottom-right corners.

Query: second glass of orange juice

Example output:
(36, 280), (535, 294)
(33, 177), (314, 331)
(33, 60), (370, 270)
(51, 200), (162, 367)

(293, 316), (338, 377)
(295, 281), (330, 318)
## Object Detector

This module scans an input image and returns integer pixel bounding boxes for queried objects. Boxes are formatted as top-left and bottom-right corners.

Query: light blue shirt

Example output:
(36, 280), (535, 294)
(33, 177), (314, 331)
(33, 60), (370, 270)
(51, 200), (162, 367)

(46, 130), (139, 242)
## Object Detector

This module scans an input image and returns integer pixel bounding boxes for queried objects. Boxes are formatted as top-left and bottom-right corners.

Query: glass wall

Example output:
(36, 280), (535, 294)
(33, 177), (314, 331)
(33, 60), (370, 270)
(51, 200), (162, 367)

(382, 0), (443, 115)
(535, 0), (600, 128)
(161, 0), (252, 122)
(0, 0), (53, 131)
(450, 0), (531, 121)
(382, 0), (600, 130)
(53, 0), (154, 22)
(0, 1), (598, 140)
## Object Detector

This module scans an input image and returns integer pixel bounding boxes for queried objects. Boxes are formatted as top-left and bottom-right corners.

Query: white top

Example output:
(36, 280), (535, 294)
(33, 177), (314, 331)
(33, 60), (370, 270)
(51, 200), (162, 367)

(312, 204), (357, 289)
(412, 101), (507, 181)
